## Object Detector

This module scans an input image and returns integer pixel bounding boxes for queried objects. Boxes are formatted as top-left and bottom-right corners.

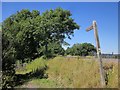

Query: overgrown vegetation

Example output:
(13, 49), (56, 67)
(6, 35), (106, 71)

(14, 57), (48, 87)
(16, 56), (118, 88)
(16, 57), (47, 75)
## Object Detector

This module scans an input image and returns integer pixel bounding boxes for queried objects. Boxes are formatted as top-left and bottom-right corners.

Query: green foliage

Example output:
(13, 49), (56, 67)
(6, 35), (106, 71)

(16, 78), (57, 88)
(37, 42), (65, 59)
(28, 79), (57, 88)
(2, 9), (40, 62)
(66, 43), (96, 56)
(2, 32), (16, 88)
(48, 42), (65, 55)
(16, 57), (46, 75)
(35, 8), (79, 57)
(2, 8), (79, 61)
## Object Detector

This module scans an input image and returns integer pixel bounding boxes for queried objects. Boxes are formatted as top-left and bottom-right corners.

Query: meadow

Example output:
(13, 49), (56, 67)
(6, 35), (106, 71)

(15, 56), (118, 88)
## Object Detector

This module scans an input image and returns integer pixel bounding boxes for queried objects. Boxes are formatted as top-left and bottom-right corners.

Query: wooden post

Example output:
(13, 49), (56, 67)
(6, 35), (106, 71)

(93, 21), (106, 87)
(86, 20), (106, 87)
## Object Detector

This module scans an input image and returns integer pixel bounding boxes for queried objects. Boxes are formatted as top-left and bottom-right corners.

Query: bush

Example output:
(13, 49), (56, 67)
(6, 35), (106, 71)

(66, 43), (96, 56)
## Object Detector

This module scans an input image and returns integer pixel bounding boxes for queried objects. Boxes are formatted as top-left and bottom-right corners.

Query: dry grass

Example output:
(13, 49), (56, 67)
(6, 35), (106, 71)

(16, 56), (118, 88)
(46, 56), (118, 88)
(103, 61), (118, 88)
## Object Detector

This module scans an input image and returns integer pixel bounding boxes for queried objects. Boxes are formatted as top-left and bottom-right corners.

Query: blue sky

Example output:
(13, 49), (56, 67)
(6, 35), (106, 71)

(2, 2), (118, 54)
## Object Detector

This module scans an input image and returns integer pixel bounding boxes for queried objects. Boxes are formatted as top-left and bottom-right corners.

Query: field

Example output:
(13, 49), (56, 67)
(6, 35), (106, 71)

(15, 56), (118, 88)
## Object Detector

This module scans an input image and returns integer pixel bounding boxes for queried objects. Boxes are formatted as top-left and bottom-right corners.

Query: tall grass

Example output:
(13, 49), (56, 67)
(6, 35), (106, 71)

(103, 62), (118, 88)
(16, 56), (118, 88)
(46, 57), (100, 88)
(46, 56), (118, 88)
(16, 57), (46, 75)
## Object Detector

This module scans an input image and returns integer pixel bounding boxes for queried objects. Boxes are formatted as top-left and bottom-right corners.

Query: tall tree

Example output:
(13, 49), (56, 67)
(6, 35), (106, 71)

(34, 8), (80, 56)
(66, 43), (96, 56)
(2, 8), (79, 88)
(3, 8), (79, 60)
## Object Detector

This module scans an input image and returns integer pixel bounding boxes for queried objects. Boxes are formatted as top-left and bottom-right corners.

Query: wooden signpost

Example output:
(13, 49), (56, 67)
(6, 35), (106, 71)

(86, 20), (106, 87)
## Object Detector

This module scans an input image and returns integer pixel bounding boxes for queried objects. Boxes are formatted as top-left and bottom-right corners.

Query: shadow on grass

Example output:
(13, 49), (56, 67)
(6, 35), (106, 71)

(14, 65), (48, 87)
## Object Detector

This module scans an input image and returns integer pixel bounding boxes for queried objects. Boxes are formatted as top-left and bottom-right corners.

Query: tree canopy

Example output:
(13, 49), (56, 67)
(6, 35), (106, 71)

(3, 8), (79, 61)
(66, 43), (97, 56)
